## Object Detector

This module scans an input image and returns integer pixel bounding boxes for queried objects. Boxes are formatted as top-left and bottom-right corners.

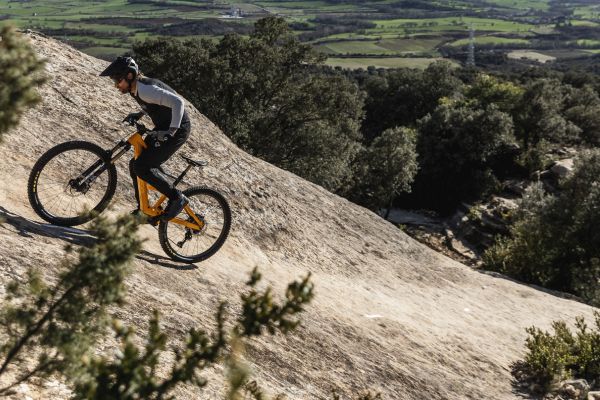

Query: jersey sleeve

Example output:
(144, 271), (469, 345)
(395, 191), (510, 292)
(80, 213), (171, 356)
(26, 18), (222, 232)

(137, 83), (185, 129)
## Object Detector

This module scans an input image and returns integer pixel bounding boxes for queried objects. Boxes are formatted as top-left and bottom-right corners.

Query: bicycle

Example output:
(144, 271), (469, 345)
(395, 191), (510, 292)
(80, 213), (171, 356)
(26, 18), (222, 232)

(27, 119), (231, 264)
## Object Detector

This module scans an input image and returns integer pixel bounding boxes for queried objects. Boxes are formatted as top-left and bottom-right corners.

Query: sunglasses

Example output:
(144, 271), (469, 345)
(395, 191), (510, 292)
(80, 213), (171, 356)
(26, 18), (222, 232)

(112, 77), (124, 85)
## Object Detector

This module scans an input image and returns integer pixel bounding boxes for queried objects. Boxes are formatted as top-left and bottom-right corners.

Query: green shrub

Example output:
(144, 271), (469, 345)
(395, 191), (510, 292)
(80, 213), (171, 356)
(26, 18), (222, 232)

(518, 313), (600, 393)
(0, 213), (317, 398)
(411, 102), (515, 212)
(360, 61), (463, 143)
(347, 126), (418, 210)
(484, 149), (600, 304)
(0, 214), (141, 395)
(0, 25), (46, 140)
(70, 267), (314, 399)
(514, 79), (581, 150)
(523, 322), (576, 390)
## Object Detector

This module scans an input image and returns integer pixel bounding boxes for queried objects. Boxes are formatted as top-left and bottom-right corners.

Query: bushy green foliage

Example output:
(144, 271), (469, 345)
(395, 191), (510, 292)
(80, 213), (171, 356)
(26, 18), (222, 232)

(71, 267), (313, 399)
(237, 268), (313, 337)
(484, 150), (600, 304)
(360, 61), (463, 143)
(0, 217), (315, 399)
(563, 84), (600, 146)
(514, 79), (580, 152)
(250, 73), (364, 191)
(412, 102), (515, 212)
(0, 214), (141, 395)
(463, 74), (524, 113)
(347, 126), (418, 210)
(518, 313), (600, 393)
(0, 25), (46, 140)
(522, 322), (576, 389)
(134, 17), (364, 191)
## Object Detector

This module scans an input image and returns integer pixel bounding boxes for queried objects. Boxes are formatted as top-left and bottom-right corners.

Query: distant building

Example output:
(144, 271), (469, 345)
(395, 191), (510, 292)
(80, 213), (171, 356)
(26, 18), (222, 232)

(222, 6), (243, 19)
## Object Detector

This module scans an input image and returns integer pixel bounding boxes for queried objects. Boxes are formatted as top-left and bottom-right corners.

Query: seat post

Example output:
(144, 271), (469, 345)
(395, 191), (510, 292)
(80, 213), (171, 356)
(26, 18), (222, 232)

(173, 164), (193, 187)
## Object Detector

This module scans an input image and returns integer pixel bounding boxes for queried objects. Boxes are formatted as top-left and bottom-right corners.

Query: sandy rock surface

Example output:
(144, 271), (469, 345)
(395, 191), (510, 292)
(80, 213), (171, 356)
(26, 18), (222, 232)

(0, 33), (596, 399)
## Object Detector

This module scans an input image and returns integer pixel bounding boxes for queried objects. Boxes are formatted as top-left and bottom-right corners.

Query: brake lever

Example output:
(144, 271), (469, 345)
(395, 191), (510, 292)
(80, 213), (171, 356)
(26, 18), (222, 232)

(135, 121), (148, 134)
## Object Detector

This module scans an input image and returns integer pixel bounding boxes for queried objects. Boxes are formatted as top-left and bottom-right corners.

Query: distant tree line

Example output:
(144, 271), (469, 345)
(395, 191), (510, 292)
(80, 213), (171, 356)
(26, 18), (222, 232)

(126, 0), (220, 11)
(149, 18), (253, 36)
(40, 28), (134, 38)
(82, 17), (184, 29)
(310, 16), (376, 30)
(304, 15), (377, 41)
(133, 16), (600, 214)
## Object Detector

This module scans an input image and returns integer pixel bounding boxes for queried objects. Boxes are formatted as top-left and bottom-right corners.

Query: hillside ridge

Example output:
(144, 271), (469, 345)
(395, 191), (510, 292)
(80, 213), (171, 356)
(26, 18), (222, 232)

(0, 32), (595, 399)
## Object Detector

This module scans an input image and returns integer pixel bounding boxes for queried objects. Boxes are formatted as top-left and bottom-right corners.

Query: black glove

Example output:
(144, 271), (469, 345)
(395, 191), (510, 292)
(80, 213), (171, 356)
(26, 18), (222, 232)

(123, 111), (145, 125)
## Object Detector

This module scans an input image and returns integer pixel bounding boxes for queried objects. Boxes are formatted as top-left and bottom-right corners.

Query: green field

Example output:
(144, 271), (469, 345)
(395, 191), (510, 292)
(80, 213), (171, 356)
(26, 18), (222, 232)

(325, 57), (459, 70)
(449, 36), (530, 47)
(574, 5), (600, 19)
(576, 39), (600, 47)
(507, 50), (556, 63)
(372, 17), (538, 33)
(484, 0), (550, 11)
(314, 37), (444, 56)
(0, 0), (599, 68)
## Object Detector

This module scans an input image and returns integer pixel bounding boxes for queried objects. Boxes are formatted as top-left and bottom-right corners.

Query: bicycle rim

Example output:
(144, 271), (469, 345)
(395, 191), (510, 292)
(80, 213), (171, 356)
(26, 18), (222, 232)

(159, 187), (231, 263)
(28, 141), (117, 226)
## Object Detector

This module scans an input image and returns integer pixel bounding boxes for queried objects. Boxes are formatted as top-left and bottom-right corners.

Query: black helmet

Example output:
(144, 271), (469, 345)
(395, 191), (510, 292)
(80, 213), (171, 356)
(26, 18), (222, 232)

(99, 56), (139, 80)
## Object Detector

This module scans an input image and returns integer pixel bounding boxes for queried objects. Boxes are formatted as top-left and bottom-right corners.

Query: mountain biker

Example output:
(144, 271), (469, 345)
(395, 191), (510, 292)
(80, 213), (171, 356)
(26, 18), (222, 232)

(99, 56), (190, 221)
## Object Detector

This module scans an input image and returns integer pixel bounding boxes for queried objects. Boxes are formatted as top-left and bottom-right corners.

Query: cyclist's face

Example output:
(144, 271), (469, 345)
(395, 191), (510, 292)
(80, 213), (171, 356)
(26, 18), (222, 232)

(114, 77), (129, 94)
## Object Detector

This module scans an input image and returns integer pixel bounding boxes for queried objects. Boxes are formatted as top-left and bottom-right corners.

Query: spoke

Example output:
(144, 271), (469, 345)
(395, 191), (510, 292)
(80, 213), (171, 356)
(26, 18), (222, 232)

(44, 192), (68, 215)
(38, 187), (66, 200)
(34, 147), (112, 219)
(38, 181), (66, 190)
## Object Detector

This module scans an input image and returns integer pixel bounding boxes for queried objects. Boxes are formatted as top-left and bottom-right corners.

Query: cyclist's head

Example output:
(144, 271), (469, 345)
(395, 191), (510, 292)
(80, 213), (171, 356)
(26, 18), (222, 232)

(100, 56), (139, 93)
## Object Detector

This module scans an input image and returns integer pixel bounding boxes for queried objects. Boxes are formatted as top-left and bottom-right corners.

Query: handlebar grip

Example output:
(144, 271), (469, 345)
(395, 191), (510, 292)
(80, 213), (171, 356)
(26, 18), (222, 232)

(135, 122), (149, 134)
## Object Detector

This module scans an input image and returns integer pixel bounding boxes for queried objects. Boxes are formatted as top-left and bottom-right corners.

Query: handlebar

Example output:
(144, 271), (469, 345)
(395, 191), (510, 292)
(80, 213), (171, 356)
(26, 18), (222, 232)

(123, 120), (151, 135)
(134, 121), (149, 134)
(122, 115), (149, 134)
(109, 117), (150, 158)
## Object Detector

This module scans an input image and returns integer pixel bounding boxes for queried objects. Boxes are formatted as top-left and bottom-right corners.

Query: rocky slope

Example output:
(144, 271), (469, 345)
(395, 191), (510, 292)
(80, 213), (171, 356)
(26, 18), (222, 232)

(0, 32), (596, 399)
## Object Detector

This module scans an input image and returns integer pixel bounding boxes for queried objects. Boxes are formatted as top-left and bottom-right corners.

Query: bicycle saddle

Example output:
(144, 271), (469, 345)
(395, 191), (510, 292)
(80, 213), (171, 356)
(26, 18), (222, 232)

(181, 154), (208, 167)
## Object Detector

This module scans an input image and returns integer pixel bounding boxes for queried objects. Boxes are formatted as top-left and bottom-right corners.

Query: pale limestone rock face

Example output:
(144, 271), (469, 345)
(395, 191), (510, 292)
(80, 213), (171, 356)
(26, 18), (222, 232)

(0, 32), (597, 399)
(588, 391), (600, 400)
(550, 158), (575, 179)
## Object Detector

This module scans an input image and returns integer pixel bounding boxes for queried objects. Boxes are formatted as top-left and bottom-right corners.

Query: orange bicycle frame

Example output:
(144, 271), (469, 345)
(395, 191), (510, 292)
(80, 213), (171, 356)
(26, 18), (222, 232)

(127, 132), (204, 231)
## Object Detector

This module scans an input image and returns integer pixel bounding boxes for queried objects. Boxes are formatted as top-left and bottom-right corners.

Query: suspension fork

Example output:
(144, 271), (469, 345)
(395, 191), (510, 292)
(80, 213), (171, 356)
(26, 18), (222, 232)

(73, 141), (130, 188)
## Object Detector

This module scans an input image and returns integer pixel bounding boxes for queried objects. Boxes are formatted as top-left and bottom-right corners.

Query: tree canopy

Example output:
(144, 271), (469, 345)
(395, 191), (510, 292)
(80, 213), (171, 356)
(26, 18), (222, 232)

(0, 26), (46, 140)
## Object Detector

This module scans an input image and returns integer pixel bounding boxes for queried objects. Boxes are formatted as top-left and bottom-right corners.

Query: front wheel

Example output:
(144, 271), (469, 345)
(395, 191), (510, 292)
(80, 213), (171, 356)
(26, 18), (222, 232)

(158, 187), (231, 263)
(27, 141), (117, 226)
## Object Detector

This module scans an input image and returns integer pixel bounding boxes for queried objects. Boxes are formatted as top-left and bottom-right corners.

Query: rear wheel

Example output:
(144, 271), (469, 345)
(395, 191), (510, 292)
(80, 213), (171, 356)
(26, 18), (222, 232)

(158, 186), (231, 263)
(27, 141), (117, 226)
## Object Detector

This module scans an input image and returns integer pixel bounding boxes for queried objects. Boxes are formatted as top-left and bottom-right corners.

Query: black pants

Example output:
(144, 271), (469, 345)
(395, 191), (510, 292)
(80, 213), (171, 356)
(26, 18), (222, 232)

(129, 122), (190, 203)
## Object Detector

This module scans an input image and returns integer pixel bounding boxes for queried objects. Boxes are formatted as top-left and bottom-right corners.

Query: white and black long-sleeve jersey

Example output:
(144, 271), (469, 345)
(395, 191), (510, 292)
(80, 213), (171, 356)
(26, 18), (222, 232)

(131, 77), (190, 131)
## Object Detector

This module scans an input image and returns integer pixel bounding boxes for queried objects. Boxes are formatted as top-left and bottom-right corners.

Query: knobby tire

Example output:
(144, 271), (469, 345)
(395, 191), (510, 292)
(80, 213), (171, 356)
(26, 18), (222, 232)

(158, 186), (231, 263)
(27, 141), (117, 226)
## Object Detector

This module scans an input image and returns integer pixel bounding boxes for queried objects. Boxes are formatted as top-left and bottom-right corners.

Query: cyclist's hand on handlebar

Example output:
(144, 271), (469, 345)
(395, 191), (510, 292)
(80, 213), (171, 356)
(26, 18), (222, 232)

(122, 111), (144, 125)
